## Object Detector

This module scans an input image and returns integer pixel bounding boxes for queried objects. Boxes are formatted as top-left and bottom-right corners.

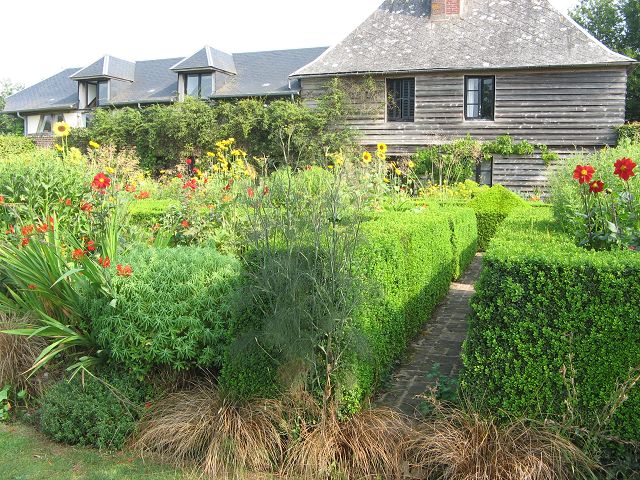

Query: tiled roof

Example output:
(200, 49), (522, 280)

(292, 0), (635, 77)
(70, 55), (136, 81)
(170, 46), (237, 75)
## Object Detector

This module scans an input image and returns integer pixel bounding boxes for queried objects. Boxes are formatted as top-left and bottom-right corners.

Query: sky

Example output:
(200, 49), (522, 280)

(0, 0), (578, 88)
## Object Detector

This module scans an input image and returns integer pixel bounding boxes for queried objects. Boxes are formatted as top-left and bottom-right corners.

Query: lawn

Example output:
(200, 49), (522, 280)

(0, 422), (192, 480)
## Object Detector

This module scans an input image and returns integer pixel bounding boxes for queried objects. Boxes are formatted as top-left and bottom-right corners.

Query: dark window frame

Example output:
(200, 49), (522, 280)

(464, 75), (495, 121)
(85, 80), (108, 108)
(184, 73), (213, 98)
(386, 78), (415, 123)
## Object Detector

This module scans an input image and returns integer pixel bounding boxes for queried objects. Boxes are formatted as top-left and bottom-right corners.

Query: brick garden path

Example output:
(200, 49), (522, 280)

(377, 253), (483, 415)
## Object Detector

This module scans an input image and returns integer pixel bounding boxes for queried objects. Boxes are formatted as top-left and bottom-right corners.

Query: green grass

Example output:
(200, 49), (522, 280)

(0, 422), (192, 480)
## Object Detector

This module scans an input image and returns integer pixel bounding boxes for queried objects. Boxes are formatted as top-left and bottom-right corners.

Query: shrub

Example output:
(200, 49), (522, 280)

(0, 135), (35, 159)
(461, 207), (640, 443)
(617, 122), (640, 144)
(88, 246), (242, 377)
(128, 198), (176, 227)
(344, 211), (454, 411)
(468, 184), (529, 251)
(437, 206), (478, 279)
(39, 372), (145, 450)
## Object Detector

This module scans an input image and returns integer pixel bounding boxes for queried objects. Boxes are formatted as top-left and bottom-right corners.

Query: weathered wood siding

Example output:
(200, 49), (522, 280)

(300, 67), (627, 152)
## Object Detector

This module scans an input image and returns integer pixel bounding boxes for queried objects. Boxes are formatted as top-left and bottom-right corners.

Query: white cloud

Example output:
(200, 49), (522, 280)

(1, 0), (579, 87)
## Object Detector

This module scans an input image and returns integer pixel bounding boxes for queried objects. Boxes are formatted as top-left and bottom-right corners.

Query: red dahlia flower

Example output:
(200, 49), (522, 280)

(573, 165), (595, 184)
(589, 180), (605, 193)
(186, 158), (193, 165)
(177, 173), (184, 179)
(91, 173), (111, 190)
(613, 157), (636, 181)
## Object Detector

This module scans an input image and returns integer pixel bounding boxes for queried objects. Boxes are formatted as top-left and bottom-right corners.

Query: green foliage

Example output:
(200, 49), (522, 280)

(438, 207), (478, 279)
(413, 136), (483, 184)
(461, 207), (640, 443)
(617, 122), (640, 144)
(71, 96), (357, 172)
(468, 185), (529, 251)
(0, 135), (34, 159)
(571, 0), (640, 120)
(482, 134), (535, 158)
(128, 198), (176, 227)
(0, 80), (24, 135)
(345, 211), (455, 411)
(88, 247), (242, 377)
(39, 372), (146, 450)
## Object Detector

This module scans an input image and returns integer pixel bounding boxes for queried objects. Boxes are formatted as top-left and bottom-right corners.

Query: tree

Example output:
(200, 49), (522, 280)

(0, 80), (24, 134)
(571, 0), (640, 121)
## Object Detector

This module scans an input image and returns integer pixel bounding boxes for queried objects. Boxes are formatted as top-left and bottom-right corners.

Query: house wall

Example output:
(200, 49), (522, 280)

(25, 111), (85, 135)
(299, 66), (628, 153)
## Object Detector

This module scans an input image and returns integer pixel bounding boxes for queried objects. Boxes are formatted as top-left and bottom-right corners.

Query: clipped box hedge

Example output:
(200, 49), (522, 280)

(221, 209), (463, 410)
(128, 198), (176, 227)
(461, 207), (640, 441)
(437, 206), (478, 279)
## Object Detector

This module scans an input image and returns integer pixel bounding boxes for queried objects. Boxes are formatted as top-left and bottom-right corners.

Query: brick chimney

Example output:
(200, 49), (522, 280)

(431, 0), (461, 16)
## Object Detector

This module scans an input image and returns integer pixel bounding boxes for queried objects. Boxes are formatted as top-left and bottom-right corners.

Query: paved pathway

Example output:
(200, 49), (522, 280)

(377, 253), (483, 415)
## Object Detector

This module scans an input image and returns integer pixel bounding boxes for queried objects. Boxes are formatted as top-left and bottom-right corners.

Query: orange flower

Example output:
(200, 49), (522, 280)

(21, 225), (34, 236)
(98, 256), (111, 268)
(247, 187), (255, 198)
(116, 264), (133, 277)
(86, 240), (96, 252)
(135, 191), (150, 200)
(5, 224), (15, 235)
(72, 249), (85, 260)
(80, 202), (93, 212)
(28, 284), (37, 290)
(0, 195), (4, 204)
(36, 223), (48, 233)
(125, 184), (137, 193)
(180, 220), (190, 228)
(21, 237), (30, 247)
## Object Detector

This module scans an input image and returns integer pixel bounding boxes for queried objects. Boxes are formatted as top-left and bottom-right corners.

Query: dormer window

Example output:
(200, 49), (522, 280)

(86, 80), (109, 107)
(185, 73), (212, 98)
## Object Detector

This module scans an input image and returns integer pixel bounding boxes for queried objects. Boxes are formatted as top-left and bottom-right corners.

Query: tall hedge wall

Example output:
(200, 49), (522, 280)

(461, 207), (640, 441)
(221, 208), (474, 411)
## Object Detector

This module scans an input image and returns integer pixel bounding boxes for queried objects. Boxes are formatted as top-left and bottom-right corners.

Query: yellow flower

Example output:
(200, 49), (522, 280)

(377, 152), (387, 162)
(53, 121), (71, 137)
(377, 143), (388, 154)
(395, 168), (402, 176)
(408, 161), (415, 169)
(105, 167), (116, 174)
(206, 151), (215, 157)
(383, 177), (390, 184)
(88, 140), (100, 149)
(231, 149), (246, 157)
(54, 144), (63, 152)
(362, 151), (372, 164)
(213, 164), (220, 172)
(327, 165), (334, 170)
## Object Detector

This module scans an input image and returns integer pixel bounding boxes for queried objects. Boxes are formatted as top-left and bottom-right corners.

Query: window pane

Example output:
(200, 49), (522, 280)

(200, 74), (213, 97)
(97, 81), (109, 106)
(466, 89), (479, 105)
(467, 104), (479, 118)
(87, 83), (97, 108)
(481, 79), (494, 119)
(186, 75), (200, 97)
(466, 78), (479, 91)
(37, 115), (52, 133)
(387, 78), (414, 122)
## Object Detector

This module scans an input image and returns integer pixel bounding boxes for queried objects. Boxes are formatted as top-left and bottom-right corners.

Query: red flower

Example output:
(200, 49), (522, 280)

(186, 158), (193, 165)
(144, 401), (152, 409)
(589, 180), (605, 194)
(91, 173), (111, 190)
(21, 225), (34, 236)
(80, 202), (93, 212)
(5, 224), (15, 235)
(263, 186), (270, 196)
(182, 179), (197, 191)
(65, 198), (72, 206)
(177, 173), (184, 179)
(0, 195), (5, 204)
(72, 249), (85, 261)
(36, 223), (48, 233)
(21, 237), (30, 247)
(135, 191), (150, 200)
(116, 264), (133, 277)
(125, 184), (136, 193)
(86, 240), (96, 252)
(98, 256), (111, 268)
(180, 220), (190, 228)
(573, 165), (595, 184)
(27, 284), (36, 290)
(247, 187), (255, 198)
(613, 157), (636, 181)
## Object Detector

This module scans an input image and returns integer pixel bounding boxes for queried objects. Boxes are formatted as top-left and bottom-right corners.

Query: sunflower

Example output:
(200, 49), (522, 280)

(377, 143), (388, 154)
(53, 121), (71, 137)
(362, 151), (373, 163)
(88, 140), (101, 149)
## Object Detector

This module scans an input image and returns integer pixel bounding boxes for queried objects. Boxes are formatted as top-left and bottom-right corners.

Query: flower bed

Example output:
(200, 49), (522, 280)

(461, 206), (640, 442)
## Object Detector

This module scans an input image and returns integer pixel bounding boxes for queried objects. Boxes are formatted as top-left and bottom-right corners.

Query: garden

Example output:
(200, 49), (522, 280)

(0, 102), (638, 479)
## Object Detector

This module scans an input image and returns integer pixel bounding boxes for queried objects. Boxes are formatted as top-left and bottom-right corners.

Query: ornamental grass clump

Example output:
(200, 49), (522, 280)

(404, 400), (598, 480)
(135, 384), (286, 479)
(0, 312), (45, 395)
